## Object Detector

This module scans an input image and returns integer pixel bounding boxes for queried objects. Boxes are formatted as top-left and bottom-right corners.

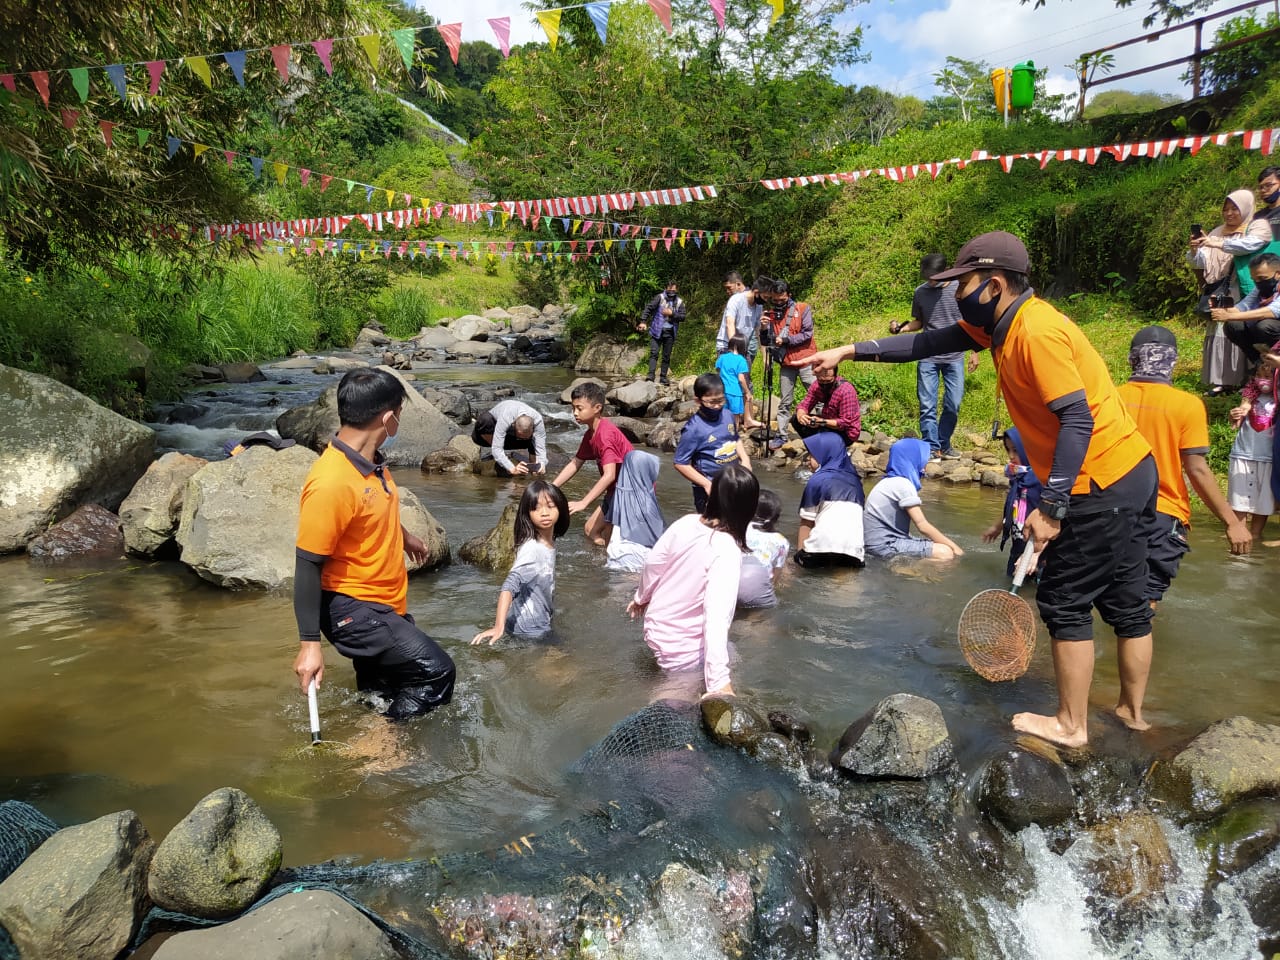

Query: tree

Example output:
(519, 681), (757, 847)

(1071, 52), (1115, 121)
(817, 86), (925, 149)
(1083, 89), (1181, 118)
(1027, 0), (1218, 29)
(927, 57), (997, 123)
(1196, 12), (1280, 95)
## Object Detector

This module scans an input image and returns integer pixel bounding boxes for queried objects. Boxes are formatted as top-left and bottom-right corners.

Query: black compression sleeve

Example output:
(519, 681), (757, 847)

(851, 324), (981, 362)
(293, 552), (325, 641)
(1045, 394), (1094, 503)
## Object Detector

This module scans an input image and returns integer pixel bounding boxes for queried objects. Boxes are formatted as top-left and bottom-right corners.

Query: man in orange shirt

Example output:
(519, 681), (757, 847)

(1118, 325), (1252, 602)
(808, 232), (1159, 748)
(293, 369), (456, 720)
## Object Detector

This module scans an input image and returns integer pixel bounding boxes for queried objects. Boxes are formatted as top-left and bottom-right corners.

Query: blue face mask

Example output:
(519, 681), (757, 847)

(380, 412), (400, 451)
(957, 278), (999, 331)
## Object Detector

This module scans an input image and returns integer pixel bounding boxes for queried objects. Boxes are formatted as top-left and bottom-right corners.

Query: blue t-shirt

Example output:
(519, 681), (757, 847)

(715, 352), (749, 401)
(674, 408), (739, 481)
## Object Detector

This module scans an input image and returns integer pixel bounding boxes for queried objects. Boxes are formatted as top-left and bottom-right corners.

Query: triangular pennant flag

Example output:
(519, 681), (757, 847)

(320, 174), (332, 192)
(709, 0), (726, 29)
(99, 120), (114, 148)
(299, 168), (311, 187)
(166, 136), (181, 158)
(0, 75), (14, 93)
(436, 23), (463, 65)
(145, 61), (164, 95)
(357, 34), (381, 71)
(136, 128), (151, 147)
(273, 161), (288, 185)
(768, 0), (784, 23)
(381, 188), (392, 206)
(69, 66), (90, 103)
(60, 109), (79, 130)
(346, 179), (355, 193)
(223, 149), (235, 167)
(586, 2), (611, 44)
(186, 56), (213, 89)
(488, 17), (512, 57)
(104, 64), (127, 102)
(30, 72), (49, 106)
(646, 0), (673, 33)
(222, 50), (247, 87)
(312, 39), (334, 75)
(366, 185), (375, 202)
(193, 143), (209, 158)
(251, 156), (264, 178)
(392, 28), (416, 72)
(271, 45), (291, 82)
(536, 10), (562, 49)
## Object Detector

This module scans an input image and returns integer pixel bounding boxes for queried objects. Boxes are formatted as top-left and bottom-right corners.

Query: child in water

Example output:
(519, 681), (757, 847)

(794, 432), (865, 568)
(472, 480), (570, 645)
(863, 438), (963, 560)
(738, 489), (789, 608)
(715, 335), (763, 432)
(981, 427), (1042, 577)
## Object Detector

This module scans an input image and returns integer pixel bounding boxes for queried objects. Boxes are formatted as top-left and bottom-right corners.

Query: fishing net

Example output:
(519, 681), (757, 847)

(0, 800), (58, 883)
(569, 698), (709, 775)
(957, 589), (1037, 681)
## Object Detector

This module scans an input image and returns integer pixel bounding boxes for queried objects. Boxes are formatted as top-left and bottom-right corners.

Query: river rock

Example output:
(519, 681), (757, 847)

(508, 304), (540, 321)
(271, 356), (319, 370)
(1081, 812), (1177, 904)
(650, 863), (755, 957)
(149, 890), (398, 960)
(0, 810), (154, 960)
(645, 397), (676, 418)
(830, 693), (955, 780)
(608, 380), (659, 414)
(647, 420), (682, 452)
(451, 315), (489, 341)
(976, 746), (1075, 831)
(25, 503), (123, 561)
(175, 445), (317, 590)
(980, 469), (1010, 489)
(452, 340), (506, 360)
(610, 416), (652, 444)
(0, 800), (58, 883)
(1150, 716), (1280, 818)
(542, 303), (565, 320)
(0, 364), (155, 554)
(217, 362), (266, 384)
(672, 400), (698, 422)
(575, 335), (645, 376)
(399, 488), (451, 572)
(354, 326), (391, 349)
(483, 307), (513, 323)
(1199, 799), (1280, 881)
(415, 326), (459, 350)
(768, 711), (813, 745)
(458, 501), (519, 572)
(119, 453), (208, 557)
(418, 387), (472, 425)
(701, 697), (770, 749)
(422, 435), (483, 473)
(560, 377), (607, 404)
(275, 386), (340, 451)
(313, 356), (369, 375)
(147, 788), (281, 920)
(509, 314), (534, 335)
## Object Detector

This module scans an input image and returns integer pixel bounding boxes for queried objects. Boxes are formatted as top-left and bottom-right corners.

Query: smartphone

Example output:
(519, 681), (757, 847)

(1191, 223), (1204, 239)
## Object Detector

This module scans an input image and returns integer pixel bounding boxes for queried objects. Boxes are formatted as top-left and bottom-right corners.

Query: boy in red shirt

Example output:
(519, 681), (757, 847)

(552, 381), (636, 546)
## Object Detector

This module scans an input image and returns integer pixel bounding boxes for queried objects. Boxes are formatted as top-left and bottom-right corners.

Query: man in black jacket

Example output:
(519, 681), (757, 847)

(638, 280), (686, 385)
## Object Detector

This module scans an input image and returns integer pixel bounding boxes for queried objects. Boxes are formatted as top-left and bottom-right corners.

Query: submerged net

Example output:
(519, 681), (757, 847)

(0, 800), (58, 883)
(957, 589), (1037, 681)
(570, 698), (708, 775)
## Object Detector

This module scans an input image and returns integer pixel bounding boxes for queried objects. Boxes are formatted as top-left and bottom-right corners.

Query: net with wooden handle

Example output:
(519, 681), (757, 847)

(957, 539), (1038, 682)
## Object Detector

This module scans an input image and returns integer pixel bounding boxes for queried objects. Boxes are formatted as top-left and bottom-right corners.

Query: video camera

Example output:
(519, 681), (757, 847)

(760, 304), (788, 363)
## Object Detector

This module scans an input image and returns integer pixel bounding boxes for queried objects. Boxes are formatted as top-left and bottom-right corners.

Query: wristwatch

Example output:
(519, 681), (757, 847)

(1040, 499), (1069, 521)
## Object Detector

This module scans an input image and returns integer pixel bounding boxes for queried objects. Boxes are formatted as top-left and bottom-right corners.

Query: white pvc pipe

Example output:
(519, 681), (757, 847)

(307, 678), (321, 745)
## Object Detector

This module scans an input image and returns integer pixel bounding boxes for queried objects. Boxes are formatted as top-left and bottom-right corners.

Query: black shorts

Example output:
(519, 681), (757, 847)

(1145, 511), (1191, 603)
(1034, 457), (1158, 642)
(321, 592), (456, 719)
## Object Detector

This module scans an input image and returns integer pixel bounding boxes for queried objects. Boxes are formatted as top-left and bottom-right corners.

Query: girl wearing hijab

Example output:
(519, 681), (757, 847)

(606, 451), (665, 572)
(863, 438), (963, 560)
(794, 432), (866, 568)
(981, 427), (1042, 577)
(1189, 188), (1273, 396)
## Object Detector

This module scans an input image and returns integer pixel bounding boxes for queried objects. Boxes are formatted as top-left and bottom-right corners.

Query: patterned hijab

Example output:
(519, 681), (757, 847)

(1128, 325), (1178, 385)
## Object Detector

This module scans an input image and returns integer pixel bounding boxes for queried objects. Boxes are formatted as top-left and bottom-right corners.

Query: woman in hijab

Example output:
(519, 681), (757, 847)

(863, 438), (963, 561)
(606, 450), (666, 572)
(980, 427), (1042, 577)
(794, 432), (866, 568)
(1189, 188), (1272, 396)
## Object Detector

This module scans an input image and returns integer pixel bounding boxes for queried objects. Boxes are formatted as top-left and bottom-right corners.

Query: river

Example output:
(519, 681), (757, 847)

(1, 361), (1278, 957)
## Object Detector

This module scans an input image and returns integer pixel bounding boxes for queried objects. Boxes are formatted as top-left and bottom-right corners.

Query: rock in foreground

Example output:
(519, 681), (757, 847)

(1150, 716), (1280, 818)
(830, 693), (954, 779)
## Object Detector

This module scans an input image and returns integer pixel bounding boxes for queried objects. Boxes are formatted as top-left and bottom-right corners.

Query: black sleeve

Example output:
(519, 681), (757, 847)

(293, 551), (326, 642)
(851, 325), (982, 362)
(1044, 392), (1093, 504)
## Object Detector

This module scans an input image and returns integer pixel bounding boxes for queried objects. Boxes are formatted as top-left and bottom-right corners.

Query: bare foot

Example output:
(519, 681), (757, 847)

(589, 537), (608, 547)
(1011, 711), (1088, 749)
(1113, 704), (1151, 731)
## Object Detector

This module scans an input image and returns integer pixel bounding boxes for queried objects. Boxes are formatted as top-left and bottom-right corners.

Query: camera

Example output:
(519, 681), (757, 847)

(1208, 294), (1234, 309)
(1191, 223), (1204, 239)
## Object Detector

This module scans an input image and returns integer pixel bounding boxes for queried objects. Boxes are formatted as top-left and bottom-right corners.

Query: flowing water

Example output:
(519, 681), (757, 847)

(2, 361), (1279, 957)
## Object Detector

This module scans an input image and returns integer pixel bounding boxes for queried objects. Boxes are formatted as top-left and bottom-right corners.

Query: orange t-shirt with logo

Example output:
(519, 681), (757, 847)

(959, 297), (1151, 495)
(1116, 380), (1209, 523)
(296, 443), (407, 614)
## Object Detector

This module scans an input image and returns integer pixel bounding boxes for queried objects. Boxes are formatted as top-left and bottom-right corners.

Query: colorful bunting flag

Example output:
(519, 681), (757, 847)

(0, 74), (14, 93)
(251, 156), (264, 178)
(709, 0), (726, 30)
(488, 17), (512, 57)
(68, 66), (89, 103)
(273, 161), (288, 185)
(60, 109), (78, 130)
(300, 168), (311, 187)
(647, 0), (673, 33)
(537, 10), (563, 49)
(271, 45), (291, 82)
(166, 136), (180, 158)
(186, 56), (213, 89)
(136, 128), (151, 147)
(312, 39), (334, 76)
(100, 120), (114, 147)
(768, 0), (784, 23)
(587, 2), (612, 44)
(145, 61), (164, 96)
(104, 64), (127, 102)
(392, 28), (416, 72)
(357, 35), (382, 71)
(223, 149), (236, 166)
(222, 50), (247, 87)
(193, 143), (209, 158)
(437, 23), (463, 66)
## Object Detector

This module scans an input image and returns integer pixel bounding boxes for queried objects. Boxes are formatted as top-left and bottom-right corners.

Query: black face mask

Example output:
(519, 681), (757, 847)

(956, 279), (1000, 331)
(1265, 188), (1280, 205)
(1258, 277), (1278, 298)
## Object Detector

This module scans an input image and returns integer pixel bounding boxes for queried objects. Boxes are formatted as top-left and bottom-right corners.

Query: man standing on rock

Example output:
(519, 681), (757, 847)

(764, 280), (817, 450)
(293, 368), (456, 721)
(472, 399), (547, 477)
(639, 280), (686, 385)
(807, 232), (1158, 749)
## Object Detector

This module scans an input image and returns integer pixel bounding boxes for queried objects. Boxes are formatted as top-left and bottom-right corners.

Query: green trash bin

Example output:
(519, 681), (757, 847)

(1011, 60), (1036, 110)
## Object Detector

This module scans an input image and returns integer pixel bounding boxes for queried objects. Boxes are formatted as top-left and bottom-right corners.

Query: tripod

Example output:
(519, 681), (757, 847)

(759, 320), (777, 452)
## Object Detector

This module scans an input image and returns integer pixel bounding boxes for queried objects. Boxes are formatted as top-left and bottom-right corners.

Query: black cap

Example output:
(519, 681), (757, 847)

(931, 231), (1030, 280)
(1130, 325), (1177, 349)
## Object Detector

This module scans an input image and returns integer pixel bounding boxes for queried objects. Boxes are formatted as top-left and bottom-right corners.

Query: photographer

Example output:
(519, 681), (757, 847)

(763, 280), (817, 450)
(1216, 252), (1280, 365)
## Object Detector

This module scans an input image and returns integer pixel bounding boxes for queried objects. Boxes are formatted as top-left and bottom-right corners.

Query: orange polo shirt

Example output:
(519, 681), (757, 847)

(1116, 380), (1209, 523)
(296, 440), (407, 613)
(959, 297), (1151, 495)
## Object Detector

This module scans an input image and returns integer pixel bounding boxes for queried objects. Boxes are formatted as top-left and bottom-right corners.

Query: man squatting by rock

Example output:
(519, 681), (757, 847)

(808, 231), (1158, 749)
(293, 368), (456, 720)
(472, 398), (548, 477)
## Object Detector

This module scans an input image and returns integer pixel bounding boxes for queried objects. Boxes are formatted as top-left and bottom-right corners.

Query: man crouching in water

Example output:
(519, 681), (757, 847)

(292, 368), (456, 720)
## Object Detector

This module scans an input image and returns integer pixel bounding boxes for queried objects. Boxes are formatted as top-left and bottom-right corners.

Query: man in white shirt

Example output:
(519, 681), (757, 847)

(472, 399), (547, 476)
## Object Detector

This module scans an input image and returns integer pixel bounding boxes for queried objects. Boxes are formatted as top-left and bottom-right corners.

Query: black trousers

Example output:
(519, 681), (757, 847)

(321, 592), (455, 720)
(1224, 316), (1280, 359)
(471, 411), (536, 476)
(647, 330), (675, 380)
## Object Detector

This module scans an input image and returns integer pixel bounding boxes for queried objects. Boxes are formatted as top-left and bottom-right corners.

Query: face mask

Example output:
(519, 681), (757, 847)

(1265, 188), (1280, 205)
(697, 404), (721, 422)
(957, 279), (999, 331)
(380, 412), (400, 450)
(1258, 277), (1278, 298)
(1006, 463), (1029, 478)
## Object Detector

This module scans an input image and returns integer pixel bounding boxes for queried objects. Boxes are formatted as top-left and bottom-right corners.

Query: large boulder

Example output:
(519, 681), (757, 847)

(452, 340), (507, 360)
(560, 376), (607, 404)
(451, 315), (489, 341)
(25, 503), (124, 561)
(1150, 716), (1280, 818)
(353, 326), (391, 350)
(830, 693), (955, 780)
(418, 387), (472, 425)
(415, 326), (460, 351)
(509, 314), (534, 335)
(399, 488), (451, 572)
(0, 810), (154, 960)
(701, 697), (770, 750)
(458, 501), (519, 572)
(0, 364), (155, 554)
(175, 445), (317, 590)
(647, 420), (682, 452)
(119, 452), (208, 557)
(149, 890), (399, 960)
(1199, 799), (1280, 881)
(483, 307), (513, 323)
(507, 304), (541, 322)
(610, 416), (652, 445)
(976, 745), (1076, 832)
(575, 335), (646, 376)
(422, 435), (483, 474)
(147, 788), (281, 920)
(607, 379), (659, 415)
(218, 362), (266, 384)
(275, 386), (340, 452)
